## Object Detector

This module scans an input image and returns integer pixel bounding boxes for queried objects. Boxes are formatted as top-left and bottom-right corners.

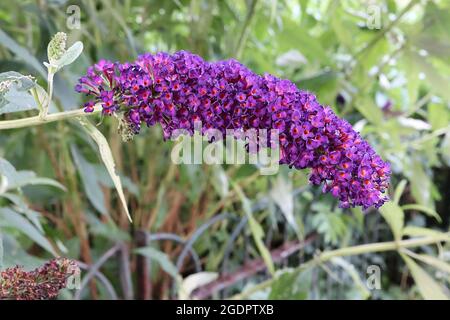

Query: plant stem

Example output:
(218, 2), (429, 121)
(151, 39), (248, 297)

(31, 87), (43, 114)
(40, 72), (54, 120)
(317, 233), (449, 261)
(403, 92), (433, 118)
(229, 233), (450, 300)
(411, 125), (450, 149)
(234, 0), (258, 59)
(353, 0), (419, 60)
(0, 104), (101, 130)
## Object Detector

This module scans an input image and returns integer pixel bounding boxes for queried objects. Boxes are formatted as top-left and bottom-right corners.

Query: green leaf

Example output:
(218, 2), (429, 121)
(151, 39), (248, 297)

(311, 204), (348, 245)
(423, 2), (450, 39)
(270, 175), (298, 235)
(406, 251), (450, 276)
(0, 192), (44, 233)
(403, 226), (447, 238)
(0, 158), (66, 191)
(0, 71), (38, 115)
(401, 254), (448, 300)
(78, 118), (132, 222)
(0, 87), (37, 115)
(411, 34), (450, 64)
(331, 257), (371, 300)
(379, 201), (404, 241)
(247, 213), (275, 274)
(232, 181), (275, 275)
(393, 179), (407, 204)
(134, 247), (179, 279)
(0, 71), (35, 91)
(329, 3), (353, 50)
(0, 28), (46, 77)
(53, 41), (83, 71)
(269, 268), (312, 300)
(441, 132), (450, 166)
(178, 272), (218, 300)
(406, 160), (434, 209)
(413, 1), (450, 65)
(353, 96), (383, 125)
(275, 50), (307, 68)
(100, 0), (137, 56)
(295, 71), (339, 105)
(0, 207), (57, 256)
(70, 145), (108, 215)
(0, 233), (3, 269)
(405, 50), (450, 101)
(0, 234), (44, 269)
(210, 165), (229, 198)
(351, 207), (365, 231)
(277, 20), (328, 64)
(93, 164), (139, 196)
(86, 213), (130, 242)
(15, 177), (66, 190)
(401, 204), (442, 223)
(428, 103), (450, 131)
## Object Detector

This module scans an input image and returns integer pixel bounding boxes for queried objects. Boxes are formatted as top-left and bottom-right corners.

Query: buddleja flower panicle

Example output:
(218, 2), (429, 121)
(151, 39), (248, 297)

(76, 51), (391, 209)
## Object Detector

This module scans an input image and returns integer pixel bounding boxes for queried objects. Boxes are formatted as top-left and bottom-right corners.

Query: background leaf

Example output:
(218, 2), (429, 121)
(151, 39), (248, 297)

(233, 182), (275, 275)
(380, 202), (404, 241)
(401, 254), (448, 300)
(270, 174), (298, 235)
(269, 268), (312, 300)
(134, 247), (179, 279)
(0, 207), (56, 256)
(0, 29), (46, 77)
(70, 145), (108, 215)
(78, 118), (132, 222)
(178, 272), (218, 300)
(0, 158), (66, 191)
(0, 233), (3, 269)
(54, 41), (84, 71)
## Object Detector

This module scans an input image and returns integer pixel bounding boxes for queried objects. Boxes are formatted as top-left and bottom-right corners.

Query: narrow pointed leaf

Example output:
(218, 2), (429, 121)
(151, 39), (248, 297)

(78, 118), (132, 222)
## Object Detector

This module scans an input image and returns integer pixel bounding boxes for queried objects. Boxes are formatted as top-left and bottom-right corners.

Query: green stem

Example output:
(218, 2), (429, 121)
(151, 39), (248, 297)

(30, 87), (43, 114)
(403, 92), (433, 118)
(234, 0), (258, 59)
(318, 234), (449, 261)
(411, 125), (450, 149)
(0, 104), (101, 130)
(40, 72), (54, 120)
(353, 0), (419, 60)
(230, 233), (450, 300)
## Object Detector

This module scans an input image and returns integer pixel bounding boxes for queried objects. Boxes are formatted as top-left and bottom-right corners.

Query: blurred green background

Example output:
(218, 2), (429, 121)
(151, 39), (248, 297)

(0, 0), (449, 300)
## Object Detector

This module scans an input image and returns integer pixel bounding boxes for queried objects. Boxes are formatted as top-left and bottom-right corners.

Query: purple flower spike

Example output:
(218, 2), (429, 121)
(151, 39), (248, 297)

(75, 51), (391, 209)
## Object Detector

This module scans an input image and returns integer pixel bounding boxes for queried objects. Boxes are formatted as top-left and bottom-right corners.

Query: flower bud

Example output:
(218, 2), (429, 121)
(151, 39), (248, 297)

(47, 32), (67, 64)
